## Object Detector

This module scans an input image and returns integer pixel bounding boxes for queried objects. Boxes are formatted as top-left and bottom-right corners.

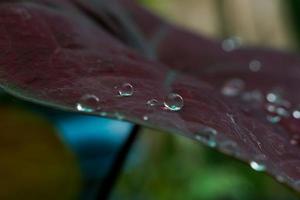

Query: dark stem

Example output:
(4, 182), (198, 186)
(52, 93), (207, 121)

(96, 125), (140, 200)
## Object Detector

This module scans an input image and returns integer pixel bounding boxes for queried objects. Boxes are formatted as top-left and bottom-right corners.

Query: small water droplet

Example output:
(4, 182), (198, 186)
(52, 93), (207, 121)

(221, 78), (245, 97)
(115, 83), (134, 97)
(241, 90), (263, 102)
(219, 141), (239, 155)
(266, 115), (281, 124)
(147, 99), (159, 107)
(115, 112), (124, 120)
(250, 161), (266, 172)
(76, 94), (100, 112)
(290, 135), (300, 145)
(222, 36), (242, 52)
(163, 93), (184, 111)
(276, 107), (290, 117)
(266, 92), (279, 103)
(195, 127), (218, 147)
(249, 60), (262, 72)
(293, 109), (300, 119)
(143, 115), (149, 121)
(293, 180), (300, 190)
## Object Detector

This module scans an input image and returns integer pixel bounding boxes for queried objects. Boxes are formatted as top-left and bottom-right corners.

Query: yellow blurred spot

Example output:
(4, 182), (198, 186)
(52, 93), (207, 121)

(0, 106), (81, 200)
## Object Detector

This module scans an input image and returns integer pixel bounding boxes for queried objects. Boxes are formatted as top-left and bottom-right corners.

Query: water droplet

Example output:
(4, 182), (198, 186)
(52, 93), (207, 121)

(241, 90), (263, 102)
(143, 115), (149, 121)
(250, 161), (266, 172)
(195, 127), (218, 147)
(219, 141), (239, 155)
(276, 107), (290, 117)
(293, 109), (300, 119)
(222, 36), (242, 52)
(266, 115), (281, 124)
(147, 99), (159, 107)
(163, 93), (184, 111)
(290, 135), (300, 145)
(221, 78), (245, 97)
(266, 92), (279, 103)
(276, 175), (285, 183)
(249, 60), (262, 72)
(115, 112), (124, 120)
(293, 180), (300, 190)
(76, 94), (100, 112)
(115, 83), (134, 97)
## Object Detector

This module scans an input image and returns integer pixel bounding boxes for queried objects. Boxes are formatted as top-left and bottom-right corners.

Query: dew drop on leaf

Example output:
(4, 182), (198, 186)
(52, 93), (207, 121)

(163, 93), (184, 111)
(267, 115), (281, 124)
(115, 83), (134, 97)
(143, 115), (149, 121)
(250, 161), (266, 172)
(241, 90), (263, 103)
(221, 78), (245, 97)
(292, 109), (300, 119)
(219, 140), (239, 155)
(249, 60), (262, 72)
(76, 94), (100, 112)
(195, 127), (218, 147)
(222, 36), (242, 52)
(147, 99), (159, 107)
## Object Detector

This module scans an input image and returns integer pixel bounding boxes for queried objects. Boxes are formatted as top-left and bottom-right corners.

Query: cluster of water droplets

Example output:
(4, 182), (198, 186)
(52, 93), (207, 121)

(265, 90), (291, 124)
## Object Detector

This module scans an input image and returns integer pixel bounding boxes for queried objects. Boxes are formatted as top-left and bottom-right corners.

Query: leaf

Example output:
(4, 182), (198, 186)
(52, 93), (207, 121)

(1, 0), (300, 191)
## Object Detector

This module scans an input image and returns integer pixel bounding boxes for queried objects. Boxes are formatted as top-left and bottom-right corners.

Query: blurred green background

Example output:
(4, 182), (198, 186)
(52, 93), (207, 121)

(1, 0), (300, 200)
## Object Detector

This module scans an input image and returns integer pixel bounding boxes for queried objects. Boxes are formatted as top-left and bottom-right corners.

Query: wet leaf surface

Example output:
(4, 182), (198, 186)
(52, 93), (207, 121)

(1, 0), (300, 191)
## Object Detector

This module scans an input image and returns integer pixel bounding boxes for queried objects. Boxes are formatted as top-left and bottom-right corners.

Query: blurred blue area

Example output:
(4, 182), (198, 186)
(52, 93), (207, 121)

(49, 113), (134, 199)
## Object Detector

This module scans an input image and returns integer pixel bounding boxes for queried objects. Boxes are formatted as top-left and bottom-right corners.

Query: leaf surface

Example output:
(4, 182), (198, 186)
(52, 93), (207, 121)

(1, 0), (300, 191)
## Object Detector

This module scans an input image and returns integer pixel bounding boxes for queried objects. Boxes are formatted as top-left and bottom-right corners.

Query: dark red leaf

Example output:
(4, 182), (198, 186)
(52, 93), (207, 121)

(1, 0), (300, 191)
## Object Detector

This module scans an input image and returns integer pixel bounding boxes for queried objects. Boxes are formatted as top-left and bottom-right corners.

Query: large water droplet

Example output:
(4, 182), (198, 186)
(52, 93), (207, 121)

(222, 36), (242, 52)
(76, 94), (100, 112)
(249, 60), (262, 72)
(195, 127), (218, 147)
(250, 161), (266, 172)
(115, 83), (134, 97)
(163, 93), (184, 111)
(221, 78), (245, 97)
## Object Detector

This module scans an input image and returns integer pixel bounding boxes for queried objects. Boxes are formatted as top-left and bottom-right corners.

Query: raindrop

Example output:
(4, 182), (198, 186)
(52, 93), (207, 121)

(219, 141), (239, 155)
(266, 92), (279, 103)
(221, 78), (245, 97)
(222, 36), (242, 52)
(290, 135), (300, 145)
(76, 94), (100, 112)
(250, 161), (266, 172)
(195, 127), (218, 147)
(147, 99), (159, 107)
(276, 175), (285, 183)
(293, 180), (300, 190)
(276, 107), (290, 117)
(249, 60), (262, 72)
(266, 115), (281, 124)
(143, 115), (149, 121)
(115, 83), (134, 97)
(163, 93), (184, 111)
(293, 109), (300, 119)
(115, 112), (124, 120)
(241, 90), (263, 102)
